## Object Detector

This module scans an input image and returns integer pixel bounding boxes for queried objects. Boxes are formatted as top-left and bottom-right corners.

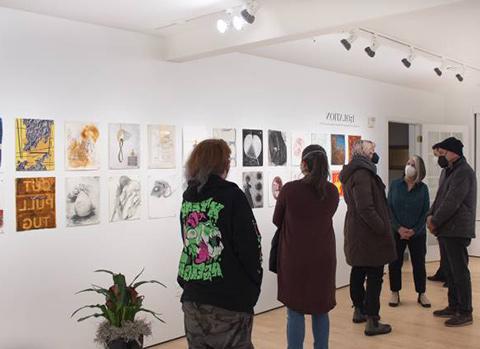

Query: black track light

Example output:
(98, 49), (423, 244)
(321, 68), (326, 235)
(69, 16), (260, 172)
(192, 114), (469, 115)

(364, 35), (378, 58)
(401, 47), (415, 68)
(241, 0), (258, 24)
(340, 31), (357, 51)
(434, 67), (443, 76)
(456, 73), (464, 82)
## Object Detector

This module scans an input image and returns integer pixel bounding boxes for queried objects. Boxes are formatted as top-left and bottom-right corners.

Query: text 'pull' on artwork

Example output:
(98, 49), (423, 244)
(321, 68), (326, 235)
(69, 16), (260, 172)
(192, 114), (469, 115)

(292, 132), (311, 166)
(109, 175), (141, 222)
(0, 178), (4, 233)
(242, 171), (264, 209)
(148, 124), (176, 169)
(268, 130), (287, 166)
(268, 170), (290, 207)
(348, 135), (362, 162)
(65, 122), (100, 170)
(66, 177), (100, 227)
(148, 174), (180, 219)
(0, 117), (3, 170)
(16, 118), (55, 171)
(16, 177), (56, 232)
(109, 123), (140, 169)
(331, 134), (346, 166)
(213, 128), (237, 167)
(243, 129), (263, 167)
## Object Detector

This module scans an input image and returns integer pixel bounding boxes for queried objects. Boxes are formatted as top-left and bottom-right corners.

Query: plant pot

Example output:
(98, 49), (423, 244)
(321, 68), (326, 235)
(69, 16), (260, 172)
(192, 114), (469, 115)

(107, 336), (143, 349)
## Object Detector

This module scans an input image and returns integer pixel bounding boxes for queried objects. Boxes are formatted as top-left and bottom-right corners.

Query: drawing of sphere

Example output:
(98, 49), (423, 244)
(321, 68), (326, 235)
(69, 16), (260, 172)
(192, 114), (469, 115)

(255, 193), (262, 203)
(255, 182), (263, 191)
(293, 138), (305, 157)
(256, 172), (263, 180)
(244, 134), (262, 160)
(272, 176), (283, 199)
(73, 191), (94, 217)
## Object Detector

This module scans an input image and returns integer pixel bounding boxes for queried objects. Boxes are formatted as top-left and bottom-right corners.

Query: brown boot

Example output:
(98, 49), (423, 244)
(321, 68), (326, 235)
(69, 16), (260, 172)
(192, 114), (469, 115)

(364, 316), (392, 336)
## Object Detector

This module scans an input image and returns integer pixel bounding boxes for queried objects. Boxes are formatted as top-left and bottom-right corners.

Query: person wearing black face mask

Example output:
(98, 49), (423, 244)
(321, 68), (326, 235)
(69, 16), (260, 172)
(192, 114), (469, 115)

(340, 140), (396, 336)
(427, 137), (476, 327)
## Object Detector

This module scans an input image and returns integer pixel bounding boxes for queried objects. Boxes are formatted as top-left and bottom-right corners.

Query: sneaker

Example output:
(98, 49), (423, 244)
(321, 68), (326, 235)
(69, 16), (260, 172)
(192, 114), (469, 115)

(433, 307), (456, 318)
(352, 307), (367, 323)
(418, 293), (431, 308)
(389, 292), (400, 307)
(364, 316), (392, 336)
(445, 313), (473, 327)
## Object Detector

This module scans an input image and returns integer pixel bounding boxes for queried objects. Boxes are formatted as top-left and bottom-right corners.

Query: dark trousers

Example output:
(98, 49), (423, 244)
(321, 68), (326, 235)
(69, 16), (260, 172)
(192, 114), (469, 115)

(350, 266), (384, 316)
(439, 237), (473, 315)
(388, 233), (427, 293)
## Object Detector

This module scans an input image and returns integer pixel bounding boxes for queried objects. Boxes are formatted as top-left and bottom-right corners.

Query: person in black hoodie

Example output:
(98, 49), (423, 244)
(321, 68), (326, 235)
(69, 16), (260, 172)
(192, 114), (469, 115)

(178, 139), (263, 349)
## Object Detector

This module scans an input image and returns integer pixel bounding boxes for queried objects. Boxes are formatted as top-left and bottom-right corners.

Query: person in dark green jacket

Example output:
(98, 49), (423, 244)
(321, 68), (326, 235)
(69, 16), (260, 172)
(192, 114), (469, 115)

(387, 155), (431, 308)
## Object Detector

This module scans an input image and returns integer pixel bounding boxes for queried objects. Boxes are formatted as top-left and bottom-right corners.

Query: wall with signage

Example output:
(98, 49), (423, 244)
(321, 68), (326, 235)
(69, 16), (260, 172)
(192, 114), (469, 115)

(0, 7), (448, 349)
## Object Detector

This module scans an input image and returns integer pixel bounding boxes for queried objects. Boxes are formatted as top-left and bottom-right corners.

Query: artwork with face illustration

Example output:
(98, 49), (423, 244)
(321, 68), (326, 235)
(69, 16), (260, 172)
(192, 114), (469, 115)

(242, 171), (264, 208)
(292, 132), (311, 166)
(243, 129), (263, 167)
(66, 177), (100, 227)
(66, 122), (100, 170)
(109, 123), (140, 169)
(268, 130), (287, 166)
(148, 124), (176, 169)
(331, 134), (346, 165)
(268, 170), (290, 207)
(148, 174), (180, 219)
(16, 118), (55, 171)
(109, 175), (141, 222)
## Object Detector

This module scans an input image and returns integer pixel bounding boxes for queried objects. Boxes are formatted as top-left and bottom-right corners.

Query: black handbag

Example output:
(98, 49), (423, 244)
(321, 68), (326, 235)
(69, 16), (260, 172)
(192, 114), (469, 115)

(269, 228), (280, 273)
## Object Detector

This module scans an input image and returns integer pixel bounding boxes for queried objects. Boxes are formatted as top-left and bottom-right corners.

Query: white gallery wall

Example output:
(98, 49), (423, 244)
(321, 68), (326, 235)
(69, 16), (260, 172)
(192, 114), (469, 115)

(0, 7), (448, 349)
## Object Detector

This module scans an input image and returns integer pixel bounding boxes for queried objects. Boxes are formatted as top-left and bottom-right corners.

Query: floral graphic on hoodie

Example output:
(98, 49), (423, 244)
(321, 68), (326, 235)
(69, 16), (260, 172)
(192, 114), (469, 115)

(178, 198), (225, 282)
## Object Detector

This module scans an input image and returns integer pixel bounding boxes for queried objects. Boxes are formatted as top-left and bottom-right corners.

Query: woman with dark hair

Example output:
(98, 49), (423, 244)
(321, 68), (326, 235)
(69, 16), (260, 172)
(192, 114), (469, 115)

(388, 155), (431, 308)
(178, 139), (263, 349)
(273, 144), (339, 349)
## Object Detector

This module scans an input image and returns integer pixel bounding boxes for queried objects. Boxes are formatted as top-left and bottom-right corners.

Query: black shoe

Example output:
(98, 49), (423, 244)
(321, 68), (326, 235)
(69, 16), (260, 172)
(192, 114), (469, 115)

(353, 307), (367, 323)
(418, 293), (431, 308)
(445, 313), (473, 327)
(364, 316), (392, 336)
(428, 274), (446, 282)
(433, 307), (456, 318)
(388, 292), (400, 307)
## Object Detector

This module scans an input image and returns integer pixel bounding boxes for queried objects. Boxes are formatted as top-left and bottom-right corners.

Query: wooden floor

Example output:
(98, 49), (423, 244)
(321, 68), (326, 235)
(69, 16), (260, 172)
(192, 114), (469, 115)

(153, 258), (479, 349)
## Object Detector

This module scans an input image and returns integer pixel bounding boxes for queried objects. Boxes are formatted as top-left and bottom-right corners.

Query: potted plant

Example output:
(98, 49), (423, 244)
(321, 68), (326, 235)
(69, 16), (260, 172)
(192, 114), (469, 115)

(72, 269), (166, 349)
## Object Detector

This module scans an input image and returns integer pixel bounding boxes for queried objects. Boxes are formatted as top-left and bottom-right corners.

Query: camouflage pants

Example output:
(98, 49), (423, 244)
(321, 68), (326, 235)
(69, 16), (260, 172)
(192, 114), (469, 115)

(182, 302), (254, 349)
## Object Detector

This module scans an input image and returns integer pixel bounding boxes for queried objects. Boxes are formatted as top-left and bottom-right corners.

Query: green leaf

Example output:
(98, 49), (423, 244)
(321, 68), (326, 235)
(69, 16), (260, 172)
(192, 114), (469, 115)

(77, 313), (105, 322)
(75, 287), (110, 297)
(138, 308), (166, 323)
(94, 269), (115, 275)
(71, 304), (104, 318)
(132, 280), (167, 289)
(129, 267), (145, 287)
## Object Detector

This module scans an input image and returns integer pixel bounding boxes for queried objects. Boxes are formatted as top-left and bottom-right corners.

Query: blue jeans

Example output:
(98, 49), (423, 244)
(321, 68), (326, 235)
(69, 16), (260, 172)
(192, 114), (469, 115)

(287, 308), (329, 349)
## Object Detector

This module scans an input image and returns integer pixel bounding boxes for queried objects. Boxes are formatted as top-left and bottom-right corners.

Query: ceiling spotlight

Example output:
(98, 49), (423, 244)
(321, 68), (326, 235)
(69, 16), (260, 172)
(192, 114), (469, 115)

(454, 65), (465, 82)
(241, 0), (259, 24)
(216, 18), (230, 33)
(232, 15), (245, 31)
(401, 47), (415, 68)
(340, 31), (358, 51)
(434, 59), (446, 77)
(364, 35), (379, 58)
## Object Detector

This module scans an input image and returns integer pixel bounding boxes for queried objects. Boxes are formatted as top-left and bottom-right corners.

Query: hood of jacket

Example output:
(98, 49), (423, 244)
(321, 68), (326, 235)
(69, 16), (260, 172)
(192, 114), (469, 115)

(339, 155), (377, 185)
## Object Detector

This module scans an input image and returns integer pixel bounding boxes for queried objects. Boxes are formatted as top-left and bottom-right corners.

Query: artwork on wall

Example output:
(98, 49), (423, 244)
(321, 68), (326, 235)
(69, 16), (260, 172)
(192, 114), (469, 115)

(148, 174), (180, 219)
(268, 170), (290, 207)
(242, 171), (264, 209)
(183, 126), (209, 164)
(213, 128), (237, 167)
(109, 123), (140, 169)
(243, 129), (263, 167)
(16, 177), (56, 232)
(0, 178), (4, 233)
(109, 175), (141, 222)
(66, 176), (100, 227)
(331, 171), (343, 197)
(331, 134), (346, 165)
(65, 122), (100, 170)
(148, 124), (176, 169)
(311, 133), (328, 152)
(0, 117), (3, 170)
(16, 118), (55, 171)
(348, 135), (362, 162)
(268, 130), (287, 166)
(292, 132), (311, 166)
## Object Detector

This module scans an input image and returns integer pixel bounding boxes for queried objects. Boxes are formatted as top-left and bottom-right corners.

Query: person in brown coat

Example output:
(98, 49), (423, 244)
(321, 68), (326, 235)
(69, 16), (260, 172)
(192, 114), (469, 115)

(273, 144), (339, 349)
(339, 140), (396, 336)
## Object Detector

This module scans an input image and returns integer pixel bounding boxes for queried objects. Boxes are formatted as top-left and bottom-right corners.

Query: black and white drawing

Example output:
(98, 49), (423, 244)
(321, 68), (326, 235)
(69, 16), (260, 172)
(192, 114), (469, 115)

(242, 129), (263, 167)
(242, 171), (264, 209)
(268, 130), (287, 166)
(66, 177), (100, 227)
(148, 174), (180, 219)
(109, 175), (141, 222)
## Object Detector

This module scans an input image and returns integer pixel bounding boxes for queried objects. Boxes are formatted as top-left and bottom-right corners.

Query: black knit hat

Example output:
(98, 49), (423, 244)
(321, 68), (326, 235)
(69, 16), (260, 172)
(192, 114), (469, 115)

(433, 137), (464, 156)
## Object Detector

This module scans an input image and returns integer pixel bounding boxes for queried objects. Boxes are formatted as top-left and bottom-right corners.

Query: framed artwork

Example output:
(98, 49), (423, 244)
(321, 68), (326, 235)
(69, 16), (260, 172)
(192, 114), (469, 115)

(268, 130), (287, 166)
(16, 118), (55, 171)
(243, 129), (263, 167)
(213, 128), (237, 167)
(332, 171), (344, 197)
(148, 124), (176, 169)
(109, 175), (142, 222)
(242, 171), (264, 208)
(268, 170), (290, 207)
(348, 135), (362, 162)
(65, 122), (100, 170)
(331, 134), (346, 165)
(66, 177), (100, 227)
(183, 126), (209, 165)
(16, 177), (56, 231)
(292, 132), (310, 166)
(148, 174), (180, 219)
(109, 123), (140, 169)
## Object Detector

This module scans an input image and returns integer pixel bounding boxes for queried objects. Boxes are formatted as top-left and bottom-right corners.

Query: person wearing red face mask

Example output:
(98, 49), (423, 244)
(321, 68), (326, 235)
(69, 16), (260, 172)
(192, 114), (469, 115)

(427, 137), (476, 327)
